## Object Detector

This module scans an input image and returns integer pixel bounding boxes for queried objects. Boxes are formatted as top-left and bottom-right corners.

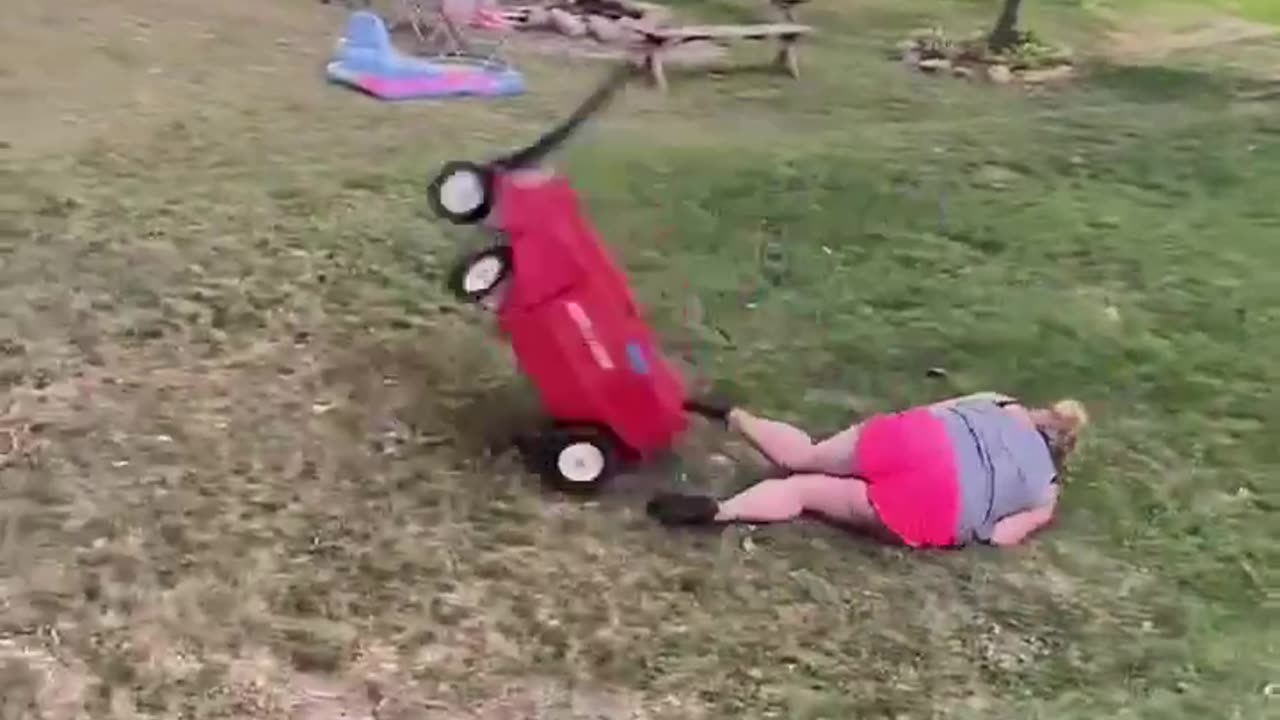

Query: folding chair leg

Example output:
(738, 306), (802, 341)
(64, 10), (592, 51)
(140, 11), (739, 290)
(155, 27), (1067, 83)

(479, 32), (511, 65)
(442, 17), (473, 55)
(396, 0), (428, 45)
(394, 0), (513, 63)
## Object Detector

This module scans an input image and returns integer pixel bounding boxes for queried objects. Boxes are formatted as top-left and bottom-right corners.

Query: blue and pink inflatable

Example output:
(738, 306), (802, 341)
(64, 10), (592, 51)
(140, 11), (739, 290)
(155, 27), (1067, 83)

(326, 11), (525, 101)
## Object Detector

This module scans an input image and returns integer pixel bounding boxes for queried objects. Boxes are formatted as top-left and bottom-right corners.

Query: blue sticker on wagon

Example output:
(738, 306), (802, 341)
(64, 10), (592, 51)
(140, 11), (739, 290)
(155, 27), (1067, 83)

(624, 342), (650, 376)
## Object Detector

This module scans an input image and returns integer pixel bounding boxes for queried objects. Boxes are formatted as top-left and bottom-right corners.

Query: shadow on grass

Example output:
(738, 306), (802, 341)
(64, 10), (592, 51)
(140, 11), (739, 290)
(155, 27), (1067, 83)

(1086, 60), (1234, 102)
(1084, 59), (1280, 105)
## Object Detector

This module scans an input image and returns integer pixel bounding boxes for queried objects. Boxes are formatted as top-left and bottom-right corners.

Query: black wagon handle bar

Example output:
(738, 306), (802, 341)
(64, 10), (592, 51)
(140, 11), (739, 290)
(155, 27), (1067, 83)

(492, 61), (638, 171)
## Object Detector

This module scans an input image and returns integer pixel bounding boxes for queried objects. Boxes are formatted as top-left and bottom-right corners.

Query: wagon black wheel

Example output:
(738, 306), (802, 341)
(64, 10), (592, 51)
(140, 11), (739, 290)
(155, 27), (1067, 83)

(534, 425), (619, 494)
(427, 160), (495, 225)
(447, 244), (512, 304)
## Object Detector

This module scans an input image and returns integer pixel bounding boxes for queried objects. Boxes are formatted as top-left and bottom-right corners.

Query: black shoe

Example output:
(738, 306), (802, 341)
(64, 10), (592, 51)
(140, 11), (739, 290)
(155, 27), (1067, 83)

(683, 394), (734, 423)
(646, 492), (720, 526)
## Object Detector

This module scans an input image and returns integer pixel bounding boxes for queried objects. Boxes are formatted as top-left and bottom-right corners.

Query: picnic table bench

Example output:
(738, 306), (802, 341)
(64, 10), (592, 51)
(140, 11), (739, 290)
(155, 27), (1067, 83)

(634, 0), (814, 92)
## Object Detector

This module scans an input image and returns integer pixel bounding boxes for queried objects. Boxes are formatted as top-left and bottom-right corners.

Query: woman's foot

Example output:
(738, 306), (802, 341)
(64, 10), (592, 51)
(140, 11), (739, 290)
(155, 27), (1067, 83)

(646, 492), (721, 526)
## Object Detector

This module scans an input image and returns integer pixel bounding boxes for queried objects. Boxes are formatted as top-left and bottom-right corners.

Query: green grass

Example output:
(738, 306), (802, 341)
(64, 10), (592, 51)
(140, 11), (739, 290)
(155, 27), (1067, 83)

(0, 0), (1277, 718)
(1189, 0), (1280, 24)
(1089, 0), (1280, 25)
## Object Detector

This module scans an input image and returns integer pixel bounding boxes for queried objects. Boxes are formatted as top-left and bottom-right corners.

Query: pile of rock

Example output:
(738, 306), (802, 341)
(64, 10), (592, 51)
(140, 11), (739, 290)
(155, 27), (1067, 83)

(512, 0), (673, 46)
(895, 29), (1075, 86)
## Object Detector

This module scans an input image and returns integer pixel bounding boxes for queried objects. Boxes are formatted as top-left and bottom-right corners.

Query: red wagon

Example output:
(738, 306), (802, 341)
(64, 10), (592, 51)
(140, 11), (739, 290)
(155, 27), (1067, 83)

(425, 65), (689, 492)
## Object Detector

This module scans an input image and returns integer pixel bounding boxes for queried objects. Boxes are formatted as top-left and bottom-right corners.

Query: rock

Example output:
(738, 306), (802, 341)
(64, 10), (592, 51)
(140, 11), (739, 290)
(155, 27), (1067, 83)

(901, 49), (922, 68)
(586, 14), (624, 44)
(953, 64), (975, 79)
(607, 0), (645, 17)
(986, 64), (1013, 84)
(523, 6), (551, 29)
(549, 7), (587, 37)
(615, 17), (646, 45)
(707, 452), (735, 468)
(705, 453), (737, 482)
(917, 57), (952, 73)
(1020, 65), (1075, 84)
(630, 1), (671, 28)
(972, 163), (1021, 190)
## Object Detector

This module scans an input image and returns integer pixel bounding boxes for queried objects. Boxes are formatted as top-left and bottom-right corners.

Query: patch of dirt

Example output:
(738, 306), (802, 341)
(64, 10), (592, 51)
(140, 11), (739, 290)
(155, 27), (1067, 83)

(1104, 15), (1277, 63)
(0, 638), (93, 720)
(224, 645), (657, 720)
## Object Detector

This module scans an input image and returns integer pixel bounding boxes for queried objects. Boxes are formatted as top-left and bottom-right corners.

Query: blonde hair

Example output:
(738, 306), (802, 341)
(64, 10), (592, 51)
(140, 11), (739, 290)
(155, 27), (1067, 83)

(1036, 399), (1089, 472)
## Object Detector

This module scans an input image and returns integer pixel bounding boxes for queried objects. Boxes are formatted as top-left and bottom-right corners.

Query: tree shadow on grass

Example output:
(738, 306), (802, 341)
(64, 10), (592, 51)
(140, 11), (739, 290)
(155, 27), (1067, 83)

(1084, 59), (1280, 105)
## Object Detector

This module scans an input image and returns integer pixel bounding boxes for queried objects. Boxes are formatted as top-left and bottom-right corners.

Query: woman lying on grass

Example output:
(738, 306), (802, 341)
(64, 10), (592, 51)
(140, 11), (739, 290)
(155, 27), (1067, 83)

(647, 392), (1088, 549)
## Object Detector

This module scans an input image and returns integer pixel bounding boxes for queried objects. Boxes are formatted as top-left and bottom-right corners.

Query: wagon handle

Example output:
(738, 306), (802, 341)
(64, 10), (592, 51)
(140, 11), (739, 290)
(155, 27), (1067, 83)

(492, 61), (637, 171)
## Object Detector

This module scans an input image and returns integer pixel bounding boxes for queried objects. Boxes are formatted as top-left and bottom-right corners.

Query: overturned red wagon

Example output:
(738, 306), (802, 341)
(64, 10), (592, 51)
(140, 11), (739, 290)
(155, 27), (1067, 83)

(424, 65), (689, 492)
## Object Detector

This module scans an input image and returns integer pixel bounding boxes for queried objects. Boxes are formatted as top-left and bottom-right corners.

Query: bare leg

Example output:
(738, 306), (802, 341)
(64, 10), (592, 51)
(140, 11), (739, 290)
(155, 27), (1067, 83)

(647, 473), (892, 540)
(715, 474), (884, 533)
(728, 409), (860, 476)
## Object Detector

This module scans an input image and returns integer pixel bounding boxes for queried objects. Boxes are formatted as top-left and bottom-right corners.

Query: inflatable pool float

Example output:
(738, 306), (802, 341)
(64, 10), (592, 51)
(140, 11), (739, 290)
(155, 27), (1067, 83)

(326, 11), (525, 101)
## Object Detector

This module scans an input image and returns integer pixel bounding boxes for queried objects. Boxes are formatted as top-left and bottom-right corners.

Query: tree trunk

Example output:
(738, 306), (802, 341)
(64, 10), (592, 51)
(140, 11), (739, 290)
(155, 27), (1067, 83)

(988, 0), (1024, 52)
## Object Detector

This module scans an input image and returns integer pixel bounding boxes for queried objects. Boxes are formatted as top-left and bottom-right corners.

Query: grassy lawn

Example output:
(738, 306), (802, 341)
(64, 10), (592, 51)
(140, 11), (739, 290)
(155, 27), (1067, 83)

(1, 0), (1277, 718)
(1180, 0), (1280, 24)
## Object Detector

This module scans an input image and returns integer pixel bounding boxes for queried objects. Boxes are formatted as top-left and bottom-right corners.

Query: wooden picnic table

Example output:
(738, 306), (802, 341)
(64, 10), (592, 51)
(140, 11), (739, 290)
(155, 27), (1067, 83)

(635, 22), (814, 92)
(771, 0), (810, 22)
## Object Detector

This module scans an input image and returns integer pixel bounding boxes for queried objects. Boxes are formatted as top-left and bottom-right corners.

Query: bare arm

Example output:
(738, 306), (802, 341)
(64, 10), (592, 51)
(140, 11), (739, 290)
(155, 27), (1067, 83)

(989, 484), (1059, 547)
